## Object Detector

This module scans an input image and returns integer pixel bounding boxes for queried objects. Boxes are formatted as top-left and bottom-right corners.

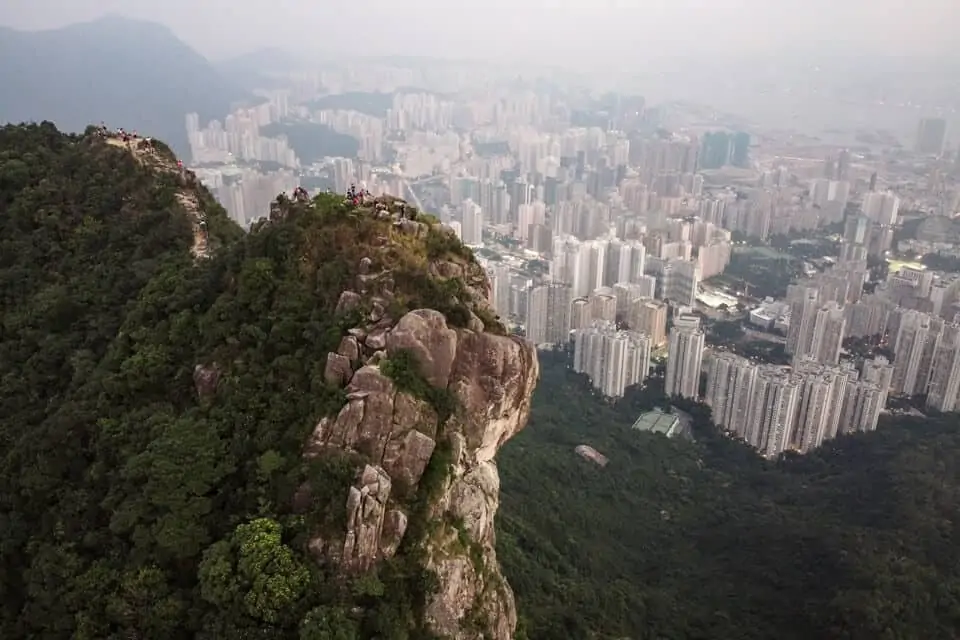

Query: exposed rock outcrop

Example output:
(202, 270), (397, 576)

(193, 363), (220, 400)
(304, 251), (539, 639)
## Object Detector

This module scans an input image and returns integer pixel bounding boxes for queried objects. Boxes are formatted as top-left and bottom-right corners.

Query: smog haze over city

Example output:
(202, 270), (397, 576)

(4, 0), (957, 59)
(3, 0), (960, 636)
(3, 0), (958, 135)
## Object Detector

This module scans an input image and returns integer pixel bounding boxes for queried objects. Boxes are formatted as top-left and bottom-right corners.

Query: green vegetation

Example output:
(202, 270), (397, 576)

(260, 121), (360, 162)
(709, 246), (800, 299)
(497, 350), (960, 639)
(381, 349), (459, 424)
(716, 227), (841, 299)
(0, 123), (484, 638)
(894, 214), (926, 246)
(701, 316), (786, 363)
(770, 233), (839, 261)
(921, 252), (960, 273)
(842, 335), (894, 362)
(424, 225), (473, 261)
(704, 318), (745, 342)
(730, 338), (790, 364)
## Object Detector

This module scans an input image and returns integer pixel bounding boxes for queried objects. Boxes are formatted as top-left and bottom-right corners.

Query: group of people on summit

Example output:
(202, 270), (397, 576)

(346, 183), (372, 206)
(93, 122), (151, 146)
(93, 123), (208, 246)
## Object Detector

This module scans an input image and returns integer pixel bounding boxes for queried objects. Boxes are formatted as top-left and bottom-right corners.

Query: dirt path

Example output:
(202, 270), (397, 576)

(104, 136), (210, 259)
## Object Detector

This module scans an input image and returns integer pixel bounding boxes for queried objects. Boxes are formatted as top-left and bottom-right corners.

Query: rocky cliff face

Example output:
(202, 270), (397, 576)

(283, 196), (540, 638)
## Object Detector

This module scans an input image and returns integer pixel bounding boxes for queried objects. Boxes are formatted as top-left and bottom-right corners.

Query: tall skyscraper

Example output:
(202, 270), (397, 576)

(792, 360), (848, 452)
(704, 352), (756, 432)
(700, 132), (732, 170)
(550, 235), (581, 286)
(810, 302), (846, 365)
(844, 214), (872, 246)
(840, 380), (885, 435)
(661, 259), (701, 307)
(787, 286), (845, 366)
(915, 117), (948, 156)
(892, 311), (942, 396)
(665, 315), (705, 399)
(731, 132), (751, 168)
(573, 321), (652, 398)
(484, 262), (513, 318)
(700, 354), (890, 458)
(525, 283), (571, 345)
(627, 298), (668, 347)
(823, 155), (836, 179)
(861, 192), (900, 226)
(862, 355), (894, 402)
(836, 149), (851, 181)
(744, 366), (800, 458)
(787, 286), (820, 358)
(604, 239), (634, 286)
(460, 199), (483, 246)
(926, 324), (960, 413)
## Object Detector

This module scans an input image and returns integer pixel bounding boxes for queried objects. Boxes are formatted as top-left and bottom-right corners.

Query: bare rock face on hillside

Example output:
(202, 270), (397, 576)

(305, 298), (539, 638)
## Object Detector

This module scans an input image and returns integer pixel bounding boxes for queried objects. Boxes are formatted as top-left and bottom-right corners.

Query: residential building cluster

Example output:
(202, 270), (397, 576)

(703, 353), (891, 458)
(736, 175), (960, 452)
(573, 321), (652, 399)
(186, 94), (297, 167)
(182, 61), (960, 455)
(193, 166), (299, 228)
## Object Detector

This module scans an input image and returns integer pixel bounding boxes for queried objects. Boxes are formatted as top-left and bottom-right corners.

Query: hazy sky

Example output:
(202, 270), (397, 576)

(2, 0), (957, 63)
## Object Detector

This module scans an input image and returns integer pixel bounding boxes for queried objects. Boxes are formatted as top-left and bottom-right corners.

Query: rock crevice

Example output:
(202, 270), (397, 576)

(304, 252), (539, 638)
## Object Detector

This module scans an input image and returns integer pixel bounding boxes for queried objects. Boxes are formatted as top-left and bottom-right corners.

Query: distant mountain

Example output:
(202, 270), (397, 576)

(214, 47), (303, 73)
(215, 46), (304, 89)
(0, 16), (249, 156)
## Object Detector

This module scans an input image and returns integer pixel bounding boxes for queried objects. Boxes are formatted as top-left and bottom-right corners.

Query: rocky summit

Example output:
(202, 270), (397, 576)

(281, 193), (541, 638)
(0, 122), (538, 639)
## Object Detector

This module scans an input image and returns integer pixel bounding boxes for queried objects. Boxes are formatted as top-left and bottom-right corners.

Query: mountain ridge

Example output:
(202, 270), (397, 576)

(0, 122), (536, 639)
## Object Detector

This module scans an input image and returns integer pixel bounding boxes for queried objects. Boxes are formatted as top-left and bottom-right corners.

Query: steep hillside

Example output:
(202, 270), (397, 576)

(497, 350), (960, 640)
(0, 17), (248, 156)
(0, 122), (538, 639)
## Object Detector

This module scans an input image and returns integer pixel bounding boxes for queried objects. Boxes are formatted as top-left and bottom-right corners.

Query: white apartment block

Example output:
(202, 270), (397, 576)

(665, 315), (705, 399)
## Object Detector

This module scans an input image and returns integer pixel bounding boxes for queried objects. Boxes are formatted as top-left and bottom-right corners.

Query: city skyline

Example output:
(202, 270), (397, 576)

(5, 13), (958, 458)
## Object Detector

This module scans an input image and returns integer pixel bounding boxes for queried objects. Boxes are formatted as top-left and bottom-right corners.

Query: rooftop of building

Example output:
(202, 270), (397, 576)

(631, 408), (681, 437)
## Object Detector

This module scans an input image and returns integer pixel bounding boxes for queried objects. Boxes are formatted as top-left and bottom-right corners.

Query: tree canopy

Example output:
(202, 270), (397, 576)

(496, 350), (960, 639)
(0, 123), (457, 638)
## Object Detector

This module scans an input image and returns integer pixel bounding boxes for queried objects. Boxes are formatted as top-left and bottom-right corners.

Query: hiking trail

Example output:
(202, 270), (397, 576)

(104, 136), (210, 259)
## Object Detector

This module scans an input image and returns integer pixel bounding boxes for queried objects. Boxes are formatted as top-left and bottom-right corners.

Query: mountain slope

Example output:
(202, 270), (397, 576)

(0, 123), (536, 639)
(0, 18), (248, 156)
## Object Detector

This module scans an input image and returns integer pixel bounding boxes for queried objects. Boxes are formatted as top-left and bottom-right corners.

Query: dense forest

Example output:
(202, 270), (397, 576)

(0, 123), (478, 639)
(497, 350), (960, 639)
(4, 122), (960, 640)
